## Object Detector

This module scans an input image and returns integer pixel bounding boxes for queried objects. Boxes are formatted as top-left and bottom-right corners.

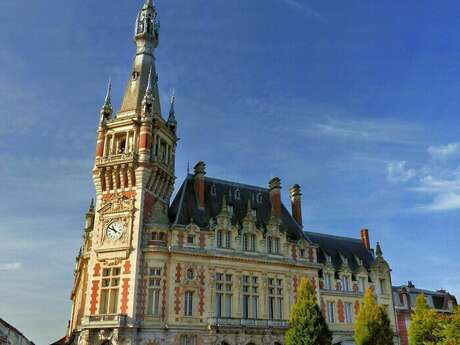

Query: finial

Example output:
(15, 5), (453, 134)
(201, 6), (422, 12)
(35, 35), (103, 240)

(167, 89), (177, 129)
(144, 0), (154, 8)
(104, 78), (112, 107)
(376, 242), (383, 257)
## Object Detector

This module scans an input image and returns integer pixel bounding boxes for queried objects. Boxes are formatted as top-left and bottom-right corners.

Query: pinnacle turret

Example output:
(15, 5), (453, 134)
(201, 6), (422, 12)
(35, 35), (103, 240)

(167, 93), (177, 133)
(142, 67), (156, 116)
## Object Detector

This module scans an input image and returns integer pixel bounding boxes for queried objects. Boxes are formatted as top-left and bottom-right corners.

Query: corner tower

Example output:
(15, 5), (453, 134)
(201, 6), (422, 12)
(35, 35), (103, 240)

(69, 1), (177, 343)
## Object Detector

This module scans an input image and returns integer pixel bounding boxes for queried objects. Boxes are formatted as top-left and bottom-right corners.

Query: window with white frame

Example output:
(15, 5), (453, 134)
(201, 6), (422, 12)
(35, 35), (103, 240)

(99, 267), (121, 314)
(184, 291), (194, 316)
(345, 303), (352, 323)
(243, 234), (256, 252)
(242, 275), (259, 319)
(324, 273), (333, 290)
(326, 301), (335, 323)
(217, 230), (231, 249)
(267, 236), (280, 254)
(146, 267), (162, 316)
(341, 275), (350, 292)
(358, 276), (366, 293)
(180, 335), (196, 345)
(268, 278), (283, 320)
(215, 273), (233, 318)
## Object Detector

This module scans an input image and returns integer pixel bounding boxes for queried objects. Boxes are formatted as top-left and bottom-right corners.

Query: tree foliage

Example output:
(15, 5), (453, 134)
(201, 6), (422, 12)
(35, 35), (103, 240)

(408, 294), (443, 345)
(285, 277), (332, 345)
(438, 307), (460, 345)
(354, 287), (394, 345)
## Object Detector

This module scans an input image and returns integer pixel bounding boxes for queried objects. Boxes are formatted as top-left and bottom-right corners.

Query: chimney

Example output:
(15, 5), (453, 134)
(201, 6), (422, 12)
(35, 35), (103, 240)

(194, 161), (206, 209)
(289, 184), (302, 226)
(360, 229), (370, 250)
(269, 177), (282, 217)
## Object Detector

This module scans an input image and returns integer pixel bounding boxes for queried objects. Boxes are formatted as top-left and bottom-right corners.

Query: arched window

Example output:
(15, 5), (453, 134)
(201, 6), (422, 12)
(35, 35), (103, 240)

(210, 184), (217, 196)
(187, 269), (194, 281)
(234, 189), (241, 200)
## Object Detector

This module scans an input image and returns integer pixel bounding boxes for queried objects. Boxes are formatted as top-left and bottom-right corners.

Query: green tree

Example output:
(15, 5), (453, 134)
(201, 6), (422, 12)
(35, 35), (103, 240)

(285, 277), (332, 345)
(408, 294), (442, 345)
(354, 288), (394, 345)
(439, 307), (460, 345)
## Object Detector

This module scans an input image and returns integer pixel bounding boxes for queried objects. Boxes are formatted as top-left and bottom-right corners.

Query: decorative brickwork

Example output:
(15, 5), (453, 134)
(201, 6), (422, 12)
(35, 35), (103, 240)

(162, 264), (168, 319)
(199, 234), (206, 249)
(174, 263), (182, 315)
(311, 276), (317, 293)
(93, 263), (101, 277)
(123, 260), (131, 274)
(120, 278), (130, 314)
(143, 192), (156, 219)
(337, 299), (344, 323)
(291, 245), (297, 260)
(354, 300), (360, 315)
(89, 280), (100, 315)
(198, 270), (205, 315)
(293, 275), (298, 300)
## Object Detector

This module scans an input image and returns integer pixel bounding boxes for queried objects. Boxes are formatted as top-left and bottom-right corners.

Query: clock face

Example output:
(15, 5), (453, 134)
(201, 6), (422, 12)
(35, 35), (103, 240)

(106, 221), (124, 241)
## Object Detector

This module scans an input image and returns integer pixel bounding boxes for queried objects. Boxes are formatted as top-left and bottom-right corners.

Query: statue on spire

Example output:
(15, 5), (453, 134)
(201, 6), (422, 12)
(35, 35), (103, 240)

(142, 67), (157, 117)
(100, 78), (113, 122)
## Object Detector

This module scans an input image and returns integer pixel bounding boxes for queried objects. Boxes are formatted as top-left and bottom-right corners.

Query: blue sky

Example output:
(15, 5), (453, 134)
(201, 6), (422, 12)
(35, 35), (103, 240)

(1, 0), (460, 343)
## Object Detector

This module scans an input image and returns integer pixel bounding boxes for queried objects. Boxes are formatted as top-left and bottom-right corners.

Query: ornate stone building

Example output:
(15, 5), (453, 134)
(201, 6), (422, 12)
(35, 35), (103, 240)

(64, 1), (397, 345)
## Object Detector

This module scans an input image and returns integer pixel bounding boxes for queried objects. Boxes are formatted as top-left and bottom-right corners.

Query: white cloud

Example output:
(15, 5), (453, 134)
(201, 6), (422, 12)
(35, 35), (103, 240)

(277, 0), (322, 19)
(386, 161), (417, 183)
(0, 262), (21, 271)
(416, 192), (460, 212)
(428, 142), (460, 160)
(315, 117), (419, 145)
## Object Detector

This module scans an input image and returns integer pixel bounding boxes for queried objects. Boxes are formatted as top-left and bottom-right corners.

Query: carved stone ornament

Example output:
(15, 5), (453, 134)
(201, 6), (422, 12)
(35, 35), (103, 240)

(98, 191), (135, 216)
(78, 330), (90, 345)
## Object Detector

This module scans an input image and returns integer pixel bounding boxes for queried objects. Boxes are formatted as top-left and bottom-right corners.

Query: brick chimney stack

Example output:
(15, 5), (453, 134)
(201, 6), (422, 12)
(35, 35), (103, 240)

(360, 229), (370, 250)
(194, 161), (206, 209)
(269, 177), (282, 217)
(289, 184), (302, 226)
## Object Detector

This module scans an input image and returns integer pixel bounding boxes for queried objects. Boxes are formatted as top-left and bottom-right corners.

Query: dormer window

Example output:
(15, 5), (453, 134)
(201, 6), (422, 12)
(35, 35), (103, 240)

(326, 255), (332, 264)
(210, 184), (217, 196)
(132, 71), (139, 81)
(267, 236), (280, 254)
(300, 248), (305, 258)
(341, 275), (350, 291)
(186, 269), (194, 281)
(234, 189), (241, 200)
(256, 193), (263, 204)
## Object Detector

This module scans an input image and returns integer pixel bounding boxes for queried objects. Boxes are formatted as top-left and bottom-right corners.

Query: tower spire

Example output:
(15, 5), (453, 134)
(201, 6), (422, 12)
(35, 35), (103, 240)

(119, 0), (161, 116)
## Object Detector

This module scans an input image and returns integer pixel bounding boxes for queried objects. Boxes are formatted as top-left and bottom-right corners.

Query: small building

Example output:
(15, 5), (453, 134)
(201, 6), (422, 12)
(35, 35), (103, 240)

(392, 282), (458, 345)
(0, 319), (35, 345)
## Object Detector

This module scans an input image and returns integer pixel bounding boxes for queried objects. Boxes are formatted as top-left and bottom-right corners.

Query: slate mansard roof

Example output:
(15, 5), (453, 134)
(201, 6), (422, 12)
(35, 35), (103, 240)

(168, 175), (308, 242)
(305, 231), (375, 271)
(169, 174), (377, 272)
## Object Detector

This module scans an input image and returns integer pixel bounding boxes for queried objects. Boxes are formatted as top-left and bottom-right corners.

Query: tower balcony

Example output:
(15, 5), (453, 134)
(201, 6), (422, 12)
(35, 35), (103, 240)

(83, 314), (128, 328)
(207, 317), (288, 329)
(96, 152), (138, 167)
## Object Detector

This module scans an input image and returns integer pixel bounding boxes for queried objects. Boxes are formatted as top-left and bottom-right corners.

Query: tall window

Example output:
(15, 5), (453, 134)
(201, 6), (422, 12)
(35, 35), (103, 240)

(242, 275), (259, 319)
(358, 276), (366, 293)
(380, 279), (387, 294)
(268, 278), (283, 320)
(184, 291), (194, 316)
(324, 273), (333, 290)
(180, 335), (196, 345)
(215, 273), (233, 318)
(341, 276), (350, 292)
(147, 268), (162, 316)
(217, 231), (231, 249)
(268, 236), (280, 254)
(345, 303), (352, 324)
(243, 234), (256, 252)
(326, 302), (335, 323)
(99, 267), (121, 314)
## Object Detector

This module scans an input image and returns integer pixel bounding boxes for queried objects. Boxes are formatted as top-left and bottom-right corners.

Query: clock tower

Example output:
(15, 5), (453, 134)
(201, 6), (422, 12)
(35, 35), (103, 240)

(69, 0), (178, 343)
